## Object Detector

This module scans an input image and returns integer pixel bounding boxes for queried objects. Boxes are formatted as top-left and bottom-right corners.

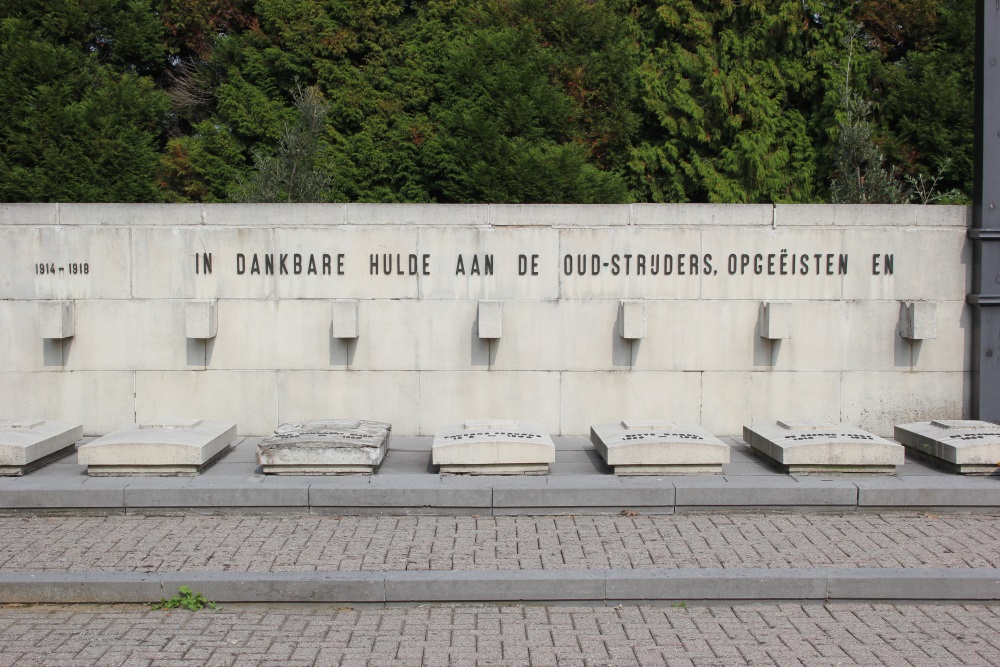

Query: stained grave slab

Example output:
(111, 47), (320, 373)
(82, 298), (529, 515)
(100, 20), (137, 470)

(432, 420), (555, 474)
(590, 420), (729, 475)
(0, 419), (82, 475)
(894, 420), (1000, 474)
(744, 420), (904, 474)
(78, 419), (235, 476)
(257, 419), (391, 474)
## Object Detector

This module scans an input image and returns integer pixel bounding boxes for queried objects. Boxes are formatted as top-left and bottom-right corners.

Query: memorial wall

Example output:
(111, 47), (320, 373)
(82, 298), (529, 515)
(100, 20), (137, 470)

(0, 203), (971, 437)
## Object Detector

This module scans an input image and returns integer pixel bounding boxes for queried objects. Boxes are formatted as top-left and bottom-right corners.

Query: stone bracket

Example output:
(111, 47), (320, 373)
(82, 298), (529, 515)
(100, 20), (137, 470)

(619, 300), (646, 340)
(759, 301), (791, 340)
(37, 300), (74, 339)
(185, 300), (218, 339)
(331, 300), (359, 339)
(899, 301), (937, 340)
(478, 300), (502, 339)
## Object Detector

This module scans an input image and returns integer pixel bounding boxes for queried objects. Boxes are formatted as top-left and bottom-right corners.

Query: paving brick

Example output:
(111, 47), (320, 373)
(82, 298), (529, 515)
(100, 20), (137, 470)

(3, 512), (1000, 574)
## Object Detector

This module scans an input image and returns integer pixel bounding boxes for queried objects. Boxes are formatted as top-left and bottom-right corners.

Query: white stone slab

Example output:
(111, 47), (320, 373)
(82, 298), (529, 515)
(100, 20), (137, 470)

(432, 420), (555, 474)
(744, 420), (904, 474)
(78, 419), (236, 476)
(0, 419), (82, 475)
(257, 419), (390, 474)
(894, 420), (1000, 474)
(590, 420), (729, 475)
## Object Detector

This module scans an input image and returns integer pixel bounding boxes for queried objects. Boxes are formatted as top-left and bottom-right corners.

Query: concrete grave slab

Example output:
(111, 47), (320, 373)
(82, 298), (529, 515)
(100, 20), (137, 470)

(0, 419), (81, 476)
(257, 419), (390, 474)
(590, 420), (729, 475)
(432, 420), (555, 474)
(894, 420), (1000, 474)
(744, 420), (904, 474)
(78, 419), (235, 476)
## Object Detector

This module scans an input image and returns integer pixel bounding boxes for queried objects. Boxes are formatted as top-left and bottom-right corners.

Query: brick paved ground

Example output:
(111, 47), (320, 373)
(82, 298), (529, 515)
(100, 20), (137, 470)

(0, 602), (998, 666)
(0, 512), (997, 573)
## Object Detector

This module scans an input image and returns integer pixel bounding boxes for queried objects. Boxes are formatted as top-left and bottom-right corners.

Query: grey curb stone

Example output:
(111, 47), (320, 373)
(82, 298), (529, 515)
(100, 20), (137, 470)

(672, 477), (858, 507)
(0, 572), (161, 603)
(384, 570), (606, 603)
(605, 569), (828, 602)
(825, 568), (1000, 600)
(160, 572), (385, 604)
(2, 569), (1000, 604)
(3, 470), (1000, 513)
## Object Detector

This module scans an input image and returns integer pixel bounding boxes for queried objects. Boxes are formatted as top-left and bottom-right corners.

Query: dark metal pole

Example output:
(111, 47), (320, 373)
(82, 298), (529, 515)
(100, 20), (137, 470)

(972, 1), (1000, 422)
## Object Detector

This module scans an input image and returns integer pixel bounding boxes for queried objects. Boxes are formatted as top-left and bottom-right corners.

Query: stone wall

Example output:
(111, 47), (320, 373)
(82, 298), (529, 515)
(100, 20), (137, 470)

(0, 203), (972, 436)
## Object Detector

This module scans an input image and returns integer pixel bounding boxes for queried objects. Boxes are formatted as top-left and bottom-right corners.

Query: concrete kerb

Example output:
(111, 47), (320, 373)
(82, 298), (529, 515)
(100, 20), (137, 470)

(3, 475), (1000, 513)
(2, 569), (999, 605)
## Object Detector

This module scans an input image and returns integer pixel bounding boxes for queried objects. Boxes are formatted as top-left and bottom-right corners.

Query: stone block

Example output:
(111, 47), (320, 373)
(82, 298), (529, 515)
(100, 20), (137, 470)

(346, 203), (488, 226)
(60, 301), (191, 371)
(842, 228), (969, 302)
(856, 476), (1000, 507)
(60, 203), (202, 226)
(384, 570), (606, 603)
(0, 420), (82, 475)
(477, 300), (502, 339)
(744, 420), (904, 474)
(202, 203), (346, 226)
(489, 203), (629, 226)
(0, 371), (134, 436)
(491, 301), (625, 371)
(349, 301), (482, 371)
(560, 372), (702, 436)
(185, 300), (217, 339)
(619, 300), (646, 339)
(632, 300), (759, 372)
(631, 203), (772, 226)
(331, 300), (359, 339)
(0, 203), (58, 226)
(273, 226), (420, 299)
(899, 301), (936, 340)
(557, 227), (703, 300)
(699, 227), (845, 301)
(894, 420), (1000, 474)
(1, 227), (132, 300)
(418, 372), (559, 435)
(160, 571), (385, 604)
(432, 420), (555, 474)
(672, 476), (859, 508)
(257, 419), (390, 474)
(759, 301), (791, 340)
(841, 371), (966, 437)
(209, 300), (344, 370)
(914, 204), (972, 227)
(278, 371), (419, 435)
(78, 419), (236, 476)
(590, 420), (729, 475)
(38, 301), (73, 339)
(135, 371), (278, 436)
(416, 226), (560, 300)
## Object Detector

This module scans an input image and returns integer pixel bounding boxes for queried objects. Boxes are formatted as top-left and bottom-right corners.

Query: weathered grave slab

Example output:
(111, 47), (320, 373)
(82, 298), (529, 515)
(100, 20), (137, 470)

(78, 419), (235, 476)
(0, 420), (82, 475)
(257, 419), (390, 474)
(895, 420), (1000, 474)
(744, 420), (904, 474)
(432, 420), (555, 474)
(590, 420), (729, 475)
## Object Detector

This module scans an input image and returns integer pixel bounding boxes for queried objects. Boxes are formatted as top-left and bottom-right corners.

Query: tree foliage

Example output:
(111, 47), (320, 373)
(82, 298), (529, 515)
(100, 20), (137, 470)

(0, 0), (977, 204)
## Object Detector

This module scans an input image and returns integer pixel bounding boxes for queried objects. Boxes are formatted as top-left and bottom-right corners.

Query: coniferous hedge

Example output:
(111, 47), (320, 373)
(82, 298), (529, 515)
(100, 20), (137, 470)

(0, 0), (974, 204)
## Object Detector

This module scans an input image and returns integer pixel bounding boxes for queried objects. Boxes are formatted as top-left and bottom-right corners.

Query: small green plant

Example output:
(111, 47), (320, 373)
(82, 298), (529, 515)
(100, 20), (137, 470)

(151, 586), (216, 611)
(671, 601), (687, 608)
